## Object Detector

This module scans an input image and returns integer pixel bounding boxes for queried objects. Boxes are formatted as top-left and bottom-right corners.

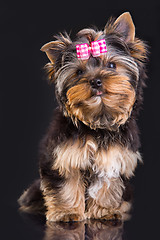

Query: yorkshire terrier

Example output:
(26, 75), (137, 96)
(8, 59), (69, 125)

(18, 12), (148, 222)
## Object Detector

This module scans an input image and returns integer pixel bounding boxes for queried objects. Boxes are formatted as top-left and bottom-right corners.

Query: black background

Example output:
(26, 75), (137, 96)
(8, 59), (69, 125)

(1, 0), (160, 239)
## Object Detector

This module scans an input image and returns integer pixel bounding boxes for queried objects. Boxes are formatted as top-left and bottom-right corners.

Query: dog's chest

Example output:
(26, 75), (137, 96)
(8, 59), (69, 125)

(52, 137), (141, 178)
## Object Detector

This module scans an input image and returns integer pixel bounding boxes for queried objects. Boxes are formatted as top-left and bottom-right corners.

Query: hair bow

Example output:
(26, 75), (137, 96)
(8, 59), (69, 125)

(76, 39), (107, 60)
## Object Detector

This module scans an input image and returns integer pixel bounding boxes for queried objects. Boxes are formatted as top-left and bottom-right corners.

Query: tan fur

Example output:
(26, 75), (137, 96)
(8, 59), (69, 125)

(45, 138), (140, 221)
(65, 95), (103, 129)
(88, 178), (124, 208)
(66, 82), (91, 106)
(86, 178), (131, 220)
(41, 170), (85, 222)
(93, 144), (142, 179)
(18, 12), (147, 223)
(130, 38), (148, 62)
(65, 71), (136, 130)
(102, 75), (136, 126)
(53, 136), (141, 179)
(53, 137), (96, 177)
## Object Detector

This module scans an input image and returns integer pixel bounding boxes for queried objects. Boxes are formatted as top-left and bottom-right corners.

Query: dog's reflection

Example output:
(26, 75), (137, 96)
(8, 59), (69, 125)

(44, 220), (124, 240)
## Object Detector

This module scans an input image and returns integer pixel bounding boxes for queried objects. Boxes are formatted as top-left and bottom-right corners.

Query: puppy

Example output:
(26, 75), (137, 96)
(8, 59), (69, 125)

(18, 12), (148, 222)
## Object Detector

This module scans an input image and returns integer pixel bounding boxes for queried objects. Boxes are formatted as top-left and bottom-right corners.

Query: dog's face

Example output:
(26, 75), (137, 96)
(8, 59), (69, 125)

(41, 12), (147, 131)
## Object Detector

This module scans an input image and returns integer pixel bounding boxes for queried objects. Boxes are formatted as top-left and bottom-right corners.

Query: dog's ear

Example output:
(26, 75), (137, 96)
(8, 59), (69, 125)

(114, 12), (135, 42)
(105, 12), (135, 42)
(41, 34), (72, 64)
(41, 34), (72, 82)
(41, 40), (62, 63)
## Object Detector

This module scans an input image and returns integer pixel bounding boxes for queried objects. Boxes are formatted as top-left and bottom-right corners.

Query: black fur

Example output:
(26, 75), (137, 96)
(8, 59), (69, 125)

(18, 13), (148, 219)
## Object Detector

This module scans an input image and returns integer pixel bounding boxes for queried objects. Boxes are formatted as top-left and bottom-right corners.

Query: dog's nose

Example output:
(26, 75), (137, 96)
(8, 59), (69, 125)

(90, 79), (102, 89)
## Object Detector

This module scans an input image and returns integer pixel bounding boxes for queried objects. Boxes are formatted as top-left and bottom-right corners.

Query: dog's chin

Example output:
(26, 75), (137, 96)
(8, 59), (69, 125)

(85, 114), (119, 131)
(65, 95), (129, 131)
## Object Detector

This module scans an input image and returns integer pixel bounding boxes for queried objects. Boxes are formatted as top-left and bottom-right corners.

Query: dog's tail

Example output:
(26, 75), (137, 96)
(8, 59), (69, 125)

(18, 179), (46, 214)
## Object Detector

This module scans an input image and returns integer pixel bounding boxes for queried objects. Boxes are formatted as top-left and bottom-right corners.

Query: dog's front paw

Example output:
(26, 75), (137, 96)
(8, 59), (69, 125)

(47, 211), (85, 222)
(60, 213), (85, 222)
(100, 212), (122, 221)
(86, 206), (122, 221)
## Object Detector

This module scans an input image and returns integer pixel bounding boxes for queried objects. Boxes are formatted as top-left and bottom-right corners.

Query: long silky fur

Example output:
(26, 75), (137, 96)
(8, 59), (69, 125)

(18, 13), (148, 222)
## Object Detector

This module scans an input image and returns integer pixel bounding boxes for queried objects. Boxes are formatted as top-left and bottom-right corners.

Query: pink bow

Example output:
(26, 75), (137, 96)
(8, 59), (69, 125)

(76, 39), (107, 60)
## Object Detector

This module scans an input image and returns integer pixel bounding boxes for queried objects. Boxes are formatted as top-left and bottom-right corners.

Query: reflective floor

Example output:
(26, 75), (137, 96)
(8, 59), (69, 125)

(44, 219), (124, 240)
(17, 210), (126, 240)
(2, 202), (159, 240)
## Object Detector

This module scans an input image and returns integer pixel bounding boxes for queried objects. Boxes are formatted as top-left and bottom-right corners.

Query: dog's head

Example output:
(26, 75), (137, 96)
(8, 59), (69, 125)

(41, 12), (147, 131)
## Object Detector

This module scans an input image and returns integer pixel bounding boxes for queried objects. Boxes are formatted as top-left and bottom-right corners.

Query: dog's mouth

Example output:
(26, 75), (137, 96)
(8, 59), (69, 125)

(96, 90), (103, 96)
(92, 89), (103, 96)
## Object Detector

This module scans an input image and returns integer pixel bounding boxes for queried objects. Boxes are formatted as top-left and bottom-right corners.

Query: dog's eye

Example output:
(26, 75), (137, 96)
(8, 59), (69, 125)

(107, 62), (116, 69)
(76, 69), (84, 75)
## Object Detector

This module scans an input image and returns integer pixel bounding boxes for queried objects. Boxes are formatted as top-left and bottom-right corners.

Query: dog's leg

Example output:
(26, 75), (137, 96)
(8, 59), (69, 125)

(41, 170), (85, 222)
(86, 177), (131, 220)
